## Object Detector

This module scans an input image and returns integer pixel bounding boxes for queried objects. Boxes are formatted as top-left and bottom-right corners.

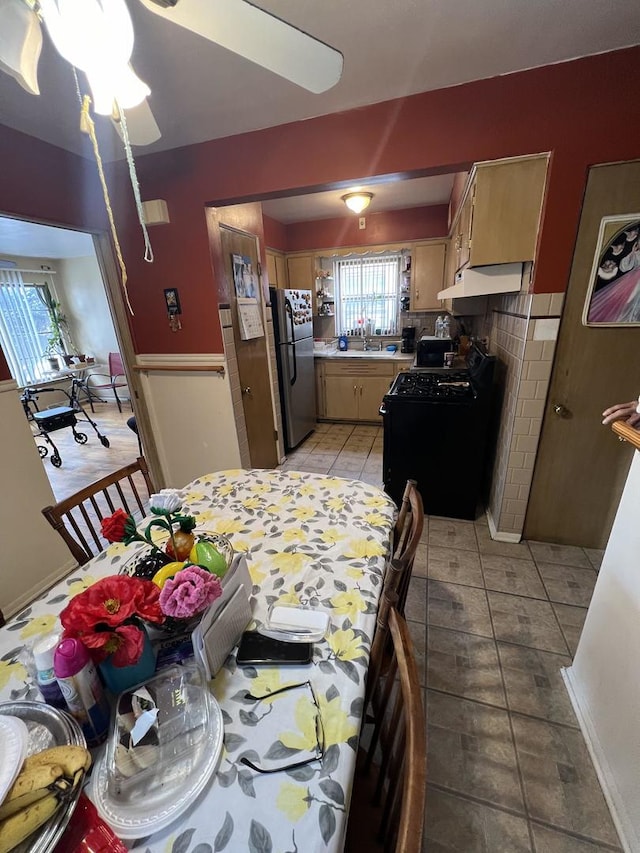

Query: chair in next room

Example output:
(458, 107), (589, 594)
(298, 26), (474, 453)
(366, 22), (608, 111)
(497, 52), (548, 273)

(86, 351), (130, 413)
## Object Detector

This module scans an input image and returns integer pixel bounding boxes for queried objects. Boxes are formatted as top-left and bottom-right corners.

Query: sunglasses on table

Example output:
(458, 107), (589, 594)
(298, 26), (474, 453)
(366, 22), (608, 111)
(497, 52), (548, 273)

(239, 680), (325, 774)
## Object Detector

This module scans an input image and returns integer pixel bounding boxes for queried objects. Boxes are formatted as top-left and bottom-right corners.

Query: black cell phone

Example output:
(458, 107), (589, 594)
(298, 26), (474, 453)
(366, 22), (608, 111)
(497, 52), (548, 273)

(236, 631), (312, 666)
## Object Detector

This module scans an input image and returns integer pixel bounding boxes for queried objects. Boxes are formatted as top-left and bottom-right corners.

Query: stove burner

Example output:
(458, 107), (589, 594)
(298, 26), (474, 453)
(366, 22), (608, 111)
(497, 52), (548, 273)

(391, 371), (475, 400)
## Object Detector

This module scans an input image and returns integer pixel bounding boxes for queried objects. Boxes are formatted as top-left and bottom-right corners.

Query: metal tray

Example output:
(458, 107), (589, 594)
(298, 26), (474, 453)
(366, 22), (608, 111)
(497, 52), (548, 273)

(0, 701), (87, 853)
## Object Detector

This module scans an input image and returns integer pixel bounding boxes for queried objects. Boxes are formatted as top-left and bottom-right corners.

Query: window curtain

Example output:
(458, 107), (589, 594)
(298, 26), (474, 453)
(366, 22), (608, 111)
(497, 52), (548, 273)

(334, 254), (401, 336)
(0, 270), (50, 386)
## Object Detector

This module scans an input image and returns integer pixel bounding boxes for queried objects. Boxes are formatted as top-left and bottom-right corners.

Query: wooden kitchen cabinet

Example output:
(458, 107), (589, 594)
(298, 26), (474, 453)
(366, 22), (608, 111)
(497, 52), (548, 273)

(286, 254), (315, 291)
(266, 250), (289, 289)
(454, 154), (548, 271)
(410, 241), (446, 311)
(318, 360), (395, 421)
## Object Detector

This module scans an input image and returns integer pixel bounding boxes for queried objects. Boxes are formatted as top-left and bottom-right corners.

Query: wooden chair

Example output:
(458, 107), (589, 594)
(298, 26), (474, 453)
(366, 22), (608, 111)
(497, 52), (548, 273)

(391, 479), (424, 615)
(85, 352), (130, 413)
(41, 457), (155, 566)
(346, 607), (426, 853)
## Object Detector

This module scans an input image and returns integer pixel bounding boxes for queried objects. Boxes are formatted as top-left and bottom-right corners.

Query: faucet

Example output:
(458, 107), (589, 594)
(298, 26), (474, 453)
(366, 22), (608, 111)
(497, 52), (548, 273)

(362, 336), (382, 352)
(362, 336), (371, 351)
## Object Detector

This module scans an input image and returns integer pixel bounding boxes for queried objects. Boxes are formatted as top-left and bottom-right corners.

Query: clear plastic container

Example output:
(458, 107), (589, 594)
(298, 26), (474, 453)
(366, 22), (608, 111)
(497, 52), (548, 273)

(262, 603), (330, 643)
(105, 664), (215, 800)
(94, 663), (223, 839)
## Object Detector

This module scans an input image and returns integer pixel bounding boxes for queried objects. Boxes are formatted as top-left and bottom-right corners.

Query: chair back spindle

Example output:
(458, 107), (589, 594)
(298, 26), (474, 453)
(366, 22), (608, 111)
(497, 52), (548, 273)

(42, 457), (155, 566)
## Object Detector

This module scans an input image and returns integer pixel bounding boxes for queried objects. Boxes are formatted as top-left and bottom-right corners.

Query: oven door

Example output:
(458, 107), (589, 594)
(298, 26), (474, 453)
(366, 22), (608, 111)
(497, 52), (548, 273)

(382, 395), (484, 519)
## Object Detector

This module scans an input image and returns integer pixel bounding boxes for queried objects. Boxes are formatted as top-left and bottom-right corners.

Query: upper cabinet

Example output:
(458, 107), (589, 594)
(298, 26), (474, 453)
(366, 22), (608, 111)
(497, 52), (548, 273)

(440, 154), (548, 297)
(286, 254), (316, 291)
(266, 250), (289, 289)
(410, 241), (447, 311)
(457, 155), (548, 270)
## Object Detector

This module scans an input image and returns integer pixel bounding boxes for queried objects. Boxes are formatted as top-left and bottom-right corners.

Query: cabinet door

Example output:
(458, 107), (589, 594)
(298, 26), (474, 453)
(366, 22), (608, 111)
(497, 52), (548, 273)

(411, 242), (446, 311)
(457, 191), (474, 271)
(275, 253), (288, 289)
(266, 251), (278, 288)
(470, 156), (547, 266)
(324, 375), (359, 420)
(286, 254), (315, 290)
(358, 375), (394, 421)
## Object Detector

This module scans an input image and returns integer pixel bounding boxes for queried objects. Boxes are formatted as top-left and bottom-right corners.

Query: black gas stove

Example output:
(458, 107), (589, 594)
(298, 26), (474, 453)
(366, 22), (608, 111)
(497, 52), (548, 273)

(389, 370), (475, 402)
(381, 342), (496, 519)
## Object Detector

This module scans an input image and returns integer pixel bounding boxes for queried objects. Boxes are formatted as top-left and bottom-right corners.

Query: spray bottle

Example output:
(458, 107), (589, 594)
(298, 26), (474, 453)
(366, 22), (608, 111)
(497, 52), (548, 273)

(54, 638), (110, 746)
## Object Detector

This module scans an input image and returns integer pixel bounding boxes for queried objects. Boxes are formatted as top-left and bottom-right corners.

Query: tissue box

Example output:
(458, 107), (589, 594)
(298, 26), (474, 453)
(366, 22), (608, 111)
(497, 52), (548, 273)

(192, 553), (253, 679)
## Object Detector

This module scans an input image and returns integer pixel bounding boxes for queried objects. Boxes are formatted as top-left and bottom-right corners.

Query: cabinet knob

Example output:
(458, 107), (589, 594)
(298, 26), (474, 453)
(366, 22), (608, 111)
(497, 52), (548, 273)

(353, 385), (357, 395)
(243, 386), (252, 396)
(553, 403), (570, 417)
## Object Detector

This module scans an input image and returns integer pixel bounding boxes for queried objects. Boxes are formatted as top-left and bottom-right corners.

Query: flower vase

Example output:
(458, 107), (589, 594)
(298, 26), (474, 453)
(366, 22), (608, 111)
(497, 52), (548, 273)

(99, 628), (157, 694)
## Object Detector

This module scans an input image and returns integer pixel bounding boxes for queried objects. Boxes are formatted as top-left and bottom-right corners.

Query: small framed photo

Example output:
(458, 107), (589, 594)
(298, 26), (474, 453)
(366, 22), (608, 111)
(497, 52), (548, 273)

(583, 215), (640, 326)
(164, 287), (182, 316)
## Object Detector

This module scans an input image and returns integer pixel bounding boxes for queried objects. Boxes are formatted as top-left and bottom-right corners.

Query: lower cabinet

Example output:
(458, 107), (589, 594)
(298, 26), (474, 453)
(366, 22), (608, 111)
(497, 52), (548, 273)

(317, 360), (396, 421)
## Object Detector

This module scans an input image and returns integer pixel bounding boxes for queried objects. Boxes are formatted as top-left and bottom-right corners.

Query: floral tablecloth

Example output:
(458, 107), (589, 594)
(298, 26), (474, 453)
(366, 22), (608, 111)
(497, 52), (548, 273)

(0, 469), (396, 852)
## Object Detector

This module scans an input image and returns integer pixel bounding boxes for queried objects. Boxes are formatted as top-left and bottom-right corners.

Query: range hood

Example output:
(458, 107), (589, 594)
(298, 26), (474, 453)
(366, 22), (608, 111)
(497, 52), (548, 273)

(438, 263), (523, 300)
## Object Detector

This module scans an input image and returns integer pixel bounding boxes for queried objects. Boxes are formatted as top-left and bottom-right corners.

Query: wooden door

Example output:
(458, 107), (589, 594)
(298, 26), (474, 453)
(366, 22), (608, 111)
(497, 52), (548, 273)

(411, 242), (446, 311)
(457, 190), (474, 271)
(524, 161), (640, 548)
(324, 375), (359, 420)
(220, 227), (278, 469)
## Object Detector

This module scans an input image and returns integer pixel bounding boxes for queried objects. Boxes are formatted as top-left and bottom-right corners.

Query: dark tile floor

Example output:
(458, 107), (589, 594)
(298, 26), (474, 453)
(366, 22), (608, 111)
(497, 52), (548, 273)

(283, 423), (619, 853)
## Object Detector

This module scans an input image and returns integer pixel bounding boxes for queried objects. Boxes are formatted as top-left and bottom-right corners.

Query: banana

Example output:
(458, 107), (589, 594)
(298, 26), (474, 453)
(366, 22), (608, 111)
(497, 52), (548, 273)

(0, 792), (60, 853)
(22, 745), (92, 777)
(0, 764), (66, 821)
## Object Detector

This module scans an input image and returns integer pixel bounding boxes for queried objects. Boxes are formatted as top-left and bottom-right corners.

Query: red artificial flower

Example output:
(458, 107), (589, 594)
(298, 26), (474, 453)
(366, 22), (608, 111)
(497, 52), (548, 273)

(60, 576), (138, 630)
(100, 508), (130, 543)
(132, 580), (164, 624)
(80, 624), (146, 667)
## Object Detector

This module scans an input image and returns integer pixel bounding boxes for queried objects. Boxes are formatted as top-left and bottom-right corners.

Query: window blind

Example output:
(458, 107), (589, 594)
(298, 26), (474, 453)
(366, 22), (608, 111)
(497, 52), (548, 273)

(334, 254), (401, 336)
(0, 270), (55, 386)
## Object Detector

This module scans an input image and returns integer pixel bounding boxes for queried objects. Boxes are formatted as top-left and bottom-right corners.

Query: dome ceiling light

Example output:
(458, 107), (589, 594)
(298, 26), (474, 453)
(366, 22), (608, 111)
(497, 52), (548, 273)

(342, 192), (373, 214)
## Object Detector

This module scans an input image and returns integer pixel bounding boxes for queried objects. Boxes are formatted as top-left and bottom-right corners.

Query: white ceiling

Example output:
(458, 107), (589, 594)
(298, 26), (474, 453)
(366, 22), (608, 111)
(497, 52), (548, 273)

(0, 218), (94, 259)
(261, 174), (456, 223)
(0, 1), (638, 163)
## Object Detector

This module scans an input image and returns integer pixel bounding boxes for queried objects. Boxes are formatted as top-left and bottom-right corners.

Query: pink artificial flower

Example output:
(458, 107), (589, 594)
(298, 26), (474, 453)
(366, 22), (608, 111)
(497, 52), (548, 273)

(159, 565), (223, 619)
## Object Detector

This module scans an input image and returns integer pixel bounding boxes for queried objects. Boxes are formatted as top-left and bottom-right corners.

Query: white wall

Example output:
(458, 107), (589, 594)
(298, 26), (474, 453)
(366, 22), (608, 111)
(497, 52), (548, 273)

(58, 255), (118, 366)
(0, 381), (75, 617)
(137, 354), (242, 488)
(563, 449), (640, 852)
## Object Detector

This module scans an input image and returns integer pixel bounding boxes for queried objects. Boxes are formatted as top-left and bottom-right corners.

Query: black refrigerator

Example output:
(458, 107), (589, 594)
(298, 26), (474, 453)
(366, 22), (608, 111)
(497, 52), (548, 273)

(270, 287), (316, 451)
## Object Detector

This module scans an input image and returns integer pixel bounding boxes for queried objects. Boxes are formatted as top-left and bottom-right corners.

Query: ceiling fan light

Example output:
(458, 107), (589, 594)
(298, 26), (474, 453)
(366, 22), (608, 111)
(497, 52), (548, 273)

(40, 0), (147, 114)
(0, 0), (42, 95)
(342, 192), (373, 214)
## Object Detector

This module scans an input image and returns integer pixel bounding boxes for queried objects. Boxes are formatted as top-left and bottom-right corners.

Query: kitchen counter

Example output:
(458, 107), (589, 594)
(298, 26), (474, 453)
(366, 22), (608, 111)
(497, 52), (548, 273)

(314, 349), (414, 363)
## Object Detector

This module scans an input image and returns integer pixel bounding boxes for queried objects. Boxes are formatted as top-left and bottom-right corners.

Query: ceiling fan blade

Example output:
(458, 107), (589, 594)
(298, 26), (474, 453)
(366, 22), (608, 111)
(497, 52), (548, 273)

(112, 97), (162, 145)
(138, 0), (343, 94)
(0, 0), (42, 95)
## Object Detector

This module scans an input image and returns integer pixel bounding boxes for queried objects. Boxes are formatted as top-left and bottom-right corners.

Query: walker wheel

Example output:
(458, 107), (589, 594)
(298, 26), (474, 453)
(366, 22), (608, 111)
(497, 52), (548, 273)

(74, 432), (88, 444)
(100, 436), (110, 448)
(38, 445), (48, 458)
(51, 454), (62, 468)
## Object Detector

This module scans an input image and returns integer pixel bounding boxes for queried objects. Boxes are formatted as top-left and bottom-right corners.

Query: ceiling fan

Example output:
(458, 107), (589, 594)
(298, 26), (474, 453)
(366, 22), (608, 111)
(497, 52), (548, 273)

(0, 0), (344, 146)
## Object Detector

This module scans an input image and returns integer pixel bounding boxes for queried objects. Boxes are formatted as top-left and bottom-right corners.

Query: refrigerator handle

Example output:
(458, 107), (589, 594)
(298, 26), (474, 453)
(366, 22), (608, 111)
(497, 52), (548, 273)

(285, 298), (297, 385)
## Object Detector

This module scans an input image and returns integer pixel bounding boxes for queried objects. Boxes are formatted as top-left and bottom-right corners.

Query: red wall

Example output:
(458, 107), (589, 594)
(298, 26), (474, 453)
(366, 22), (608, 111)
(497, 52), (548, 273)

(262, 215), (288, 252)
(283, 204), (448, 252)
(2, 46), (640, 362)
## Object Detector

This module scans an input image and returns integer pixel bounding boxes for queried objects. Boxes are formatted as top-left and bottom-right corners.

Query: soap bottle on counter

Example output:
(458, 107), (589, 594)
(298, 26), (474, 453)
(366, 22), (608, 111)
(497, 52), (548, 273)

(338, 334), (348, 351)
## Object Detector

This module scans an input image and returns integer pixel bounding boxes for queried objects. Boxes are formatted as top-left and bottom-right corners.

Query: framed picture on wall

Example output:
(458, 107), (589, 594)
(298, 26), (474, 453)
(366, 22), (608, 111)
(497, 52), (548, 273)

(583, 214), (640, 326)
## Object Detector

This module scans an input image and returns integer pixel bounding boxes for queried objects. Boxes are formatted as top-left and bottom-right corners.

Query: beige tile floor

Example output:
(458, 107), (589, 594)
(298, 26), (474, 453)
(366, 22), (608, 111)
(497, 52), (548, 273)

(39, 415), (618, 851)
(283, 423), (619, 853)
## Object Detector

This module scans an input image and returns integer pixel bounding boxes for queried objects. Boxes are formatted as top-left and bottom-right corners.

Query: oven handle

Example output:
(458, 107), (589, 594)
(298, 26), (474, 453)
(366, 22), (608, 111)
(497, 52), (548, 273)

(379, 403), (387, 416)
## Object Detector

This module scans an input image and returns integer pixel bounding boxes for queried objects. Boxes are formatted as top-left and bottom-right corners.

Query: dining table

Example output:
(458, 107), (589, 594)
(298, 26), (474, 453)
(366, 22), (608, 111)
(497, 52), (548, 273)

(0, 468), (397, 852)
